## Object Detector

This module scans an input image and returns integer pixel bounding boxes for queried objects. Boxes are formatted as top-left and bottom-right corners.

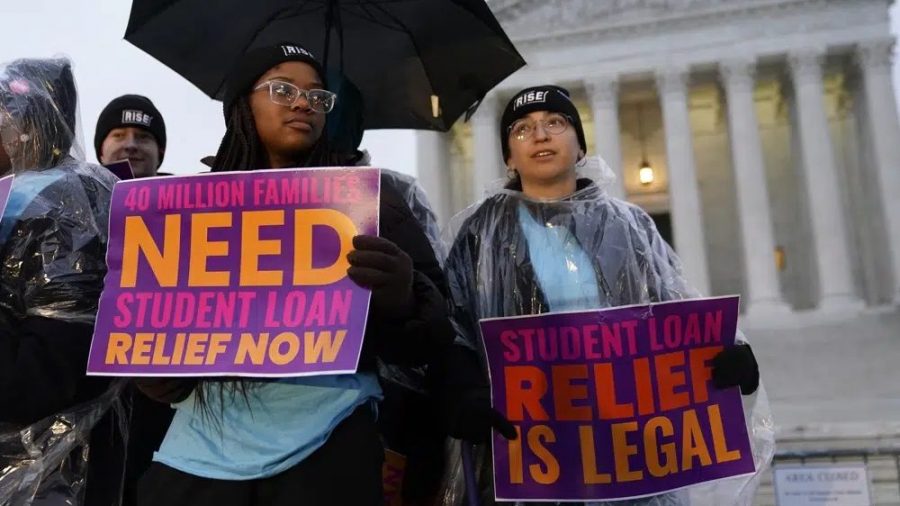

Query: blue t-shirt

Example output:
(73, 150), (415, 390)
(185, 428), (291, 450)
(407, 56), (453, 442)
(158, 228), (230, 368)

(517, 203), (602, 312)
(154, 373), (382, 480)
(515, 204), (686, 506)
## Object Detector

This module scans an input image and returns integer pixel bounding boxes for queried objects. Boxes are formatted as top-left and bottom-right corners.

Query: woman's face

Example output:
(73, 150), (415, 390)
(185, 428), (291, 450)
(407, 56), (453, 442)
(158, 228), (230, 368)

(506, 110), (582, 186)
(249, 62), (327, 167)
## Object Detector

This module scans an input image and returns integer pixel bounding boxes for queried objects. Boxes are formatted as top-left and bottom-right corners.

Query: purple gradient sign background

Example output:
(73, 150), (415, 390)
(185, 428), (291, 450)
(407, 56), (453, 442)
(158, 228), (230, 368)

(87, 167), (380, 377)
(480, 296), (755, 502)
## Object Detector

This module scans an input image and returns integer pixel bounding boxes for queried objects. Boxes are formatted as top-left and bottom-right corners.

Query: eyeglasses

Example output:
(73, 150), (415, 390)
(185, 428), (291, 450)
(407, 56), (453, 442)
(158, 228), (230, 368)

(254, 80), (337, 113)
(508, 114), (570, 142)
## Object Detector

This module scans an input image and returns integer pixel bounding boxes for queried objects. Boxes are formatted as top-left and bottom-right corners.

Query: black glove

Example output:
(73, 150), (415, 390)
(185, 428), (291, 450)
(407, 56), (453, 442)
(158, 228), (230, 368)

(446, 388), (518, 443)
(347, 235), (414, 320)
(133, 377), (197, 404)
(712, 344), (759, 395)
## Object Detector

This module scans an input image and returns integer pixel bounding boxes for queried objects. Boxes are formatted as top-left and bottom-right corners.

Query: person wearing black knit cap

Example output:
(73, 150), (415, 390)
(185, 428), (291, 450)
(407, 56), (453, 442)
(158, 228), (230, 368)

(440, 85), (766, 505)
(94, 94), (167, 177)
(134, 43), (455, 506)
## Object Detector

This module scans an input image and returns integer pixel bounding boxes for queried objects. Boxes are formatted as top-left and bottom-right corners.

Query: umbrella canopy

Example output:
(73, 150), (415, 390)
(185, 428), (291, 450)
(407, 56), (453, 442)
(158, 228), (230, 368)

(125, 0), (525, 131)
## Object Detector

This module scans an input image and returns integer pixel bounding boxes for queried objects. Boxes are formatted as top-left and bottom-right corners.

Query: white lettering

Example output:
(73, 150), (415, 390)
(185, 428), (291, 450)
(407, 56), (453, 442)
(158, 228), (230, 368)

(512, 90), (548, 110)
(121, 110), (152, 127)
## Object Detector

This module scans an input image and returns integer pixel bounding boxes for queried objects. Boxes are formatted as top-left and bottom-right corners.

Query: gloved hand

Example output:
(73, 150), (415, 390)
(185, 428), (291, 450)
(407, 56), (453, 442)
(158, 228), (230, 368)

(446, 387), (518, 443)
(133, 377), (197, 404)
(347, 235), (414, 320)
(712, 344), (759, 395)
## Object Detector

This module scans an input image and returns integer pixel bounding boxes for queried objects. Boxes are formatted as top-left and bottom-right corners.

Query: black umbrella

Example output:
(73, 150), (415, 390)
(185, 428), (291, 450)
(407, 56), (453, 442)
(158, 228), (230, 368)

(125, 0), (525, 131)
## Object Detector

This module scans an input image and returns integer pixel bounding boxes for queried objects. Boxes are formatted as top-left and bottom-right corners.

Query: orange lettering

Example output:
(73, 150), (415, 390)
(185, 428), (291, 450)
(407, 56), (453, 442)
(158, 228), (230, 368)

(579, 426), (612, 484)
(527, 425), (560, 485)
(183, 333), (209, 365)
(269, 332), (300, 365)
(508, 426), (524, 484)
(240, 210), (284, 286)
(611, 422), (643, 482)
(188, 212), (232, 286)
(505, 366), (550, 421)
(708, 404), (741, 463)
(235, 333), (268, 365)
(681, 409), (713, 470)
(689, 346), (722, 403)
(633, 357), (656, 416)
(132, 332), (154, 365)
(644, 416), (678, 477)
(655, 351), (690, 411)
(594, 363), (634, 419)
(121, 214), (181, 287)
(205, 333), (232, 365)
(293, 209), (356, 285)
(106, 333), (132, 365)
(552, 365), (591, 421)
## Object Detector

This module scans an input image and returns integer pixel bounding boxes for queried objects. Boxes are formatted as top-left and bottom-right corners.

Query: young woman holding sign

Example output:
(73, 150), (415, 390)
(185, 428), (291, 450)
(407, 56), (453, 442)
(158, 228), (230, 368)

(440, 85), (773, 505)
(135, 44), (454, 506)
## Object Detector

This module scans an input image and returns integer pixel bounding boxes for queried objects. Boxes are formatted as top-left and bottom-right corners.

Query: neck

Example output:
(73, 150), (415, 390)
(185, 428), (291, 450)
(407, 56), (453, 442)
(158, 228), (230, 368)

(267, 151), (297, 169)
(520, 172), (578, 200)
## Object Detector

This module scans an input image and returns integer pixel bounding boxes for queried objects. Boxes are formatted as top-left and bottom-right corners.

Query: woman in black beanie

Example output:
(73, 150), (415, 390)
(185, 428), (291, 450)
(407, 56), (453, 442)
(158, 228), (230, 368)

(439, 85), (768, 505)
(135, 43), (454, 506)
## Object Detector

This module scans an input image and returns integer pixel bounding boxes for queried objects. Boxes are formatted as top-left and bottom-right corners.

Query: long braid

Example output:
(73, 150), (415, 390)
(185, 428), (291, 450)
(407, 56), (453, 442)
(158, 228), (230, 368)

(211, 97), (266, 172)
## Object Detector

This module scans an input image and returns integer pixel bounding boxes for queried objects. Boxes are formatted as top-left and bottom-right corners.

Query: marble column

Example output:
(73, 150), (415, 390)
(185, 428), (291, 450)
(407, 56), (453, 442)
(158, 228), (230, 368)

(586, 76), (626, 199)
(788, 48), (861, 309)
(856, 37), (900, 302)
(656, 65), (712, 294)
(720, 57), (791, 315)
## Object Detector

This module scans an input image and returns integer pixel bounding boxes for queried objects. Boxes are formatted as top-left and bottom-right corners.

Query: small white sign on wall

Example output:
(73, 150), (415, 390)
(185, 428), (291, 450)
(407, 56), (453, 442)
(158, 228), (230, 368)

(773, 463), (872, 506)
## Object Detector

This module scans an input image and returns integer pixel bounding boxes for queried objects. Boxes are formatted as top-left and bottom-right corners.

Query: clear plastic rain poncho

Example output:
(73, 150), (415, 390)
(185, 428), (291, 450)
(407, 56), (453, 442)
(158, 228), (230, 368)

(377, 166), (447, 395)
(439, 157), (775, 506)
(0, 57), (125, 505)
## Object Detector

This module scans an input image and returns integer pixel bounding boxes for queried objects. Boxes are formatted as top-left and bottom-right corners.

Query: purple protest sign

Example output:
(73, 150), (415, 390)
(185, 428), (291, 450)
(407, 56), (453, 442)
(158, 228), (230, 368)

(479, 296), (755, 502)
(104, 159), (135, 180)
(87, 167), (380, 377)
(0, 175), (13, 219)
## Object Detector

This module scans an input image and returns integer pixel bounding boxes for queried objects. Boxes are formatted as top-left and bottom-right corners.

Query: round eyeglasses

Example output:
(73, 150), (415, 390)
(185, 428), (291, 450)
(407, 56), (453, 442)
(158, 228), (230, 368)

(508, 114), (570, 142)
(254, 80), (337, 113)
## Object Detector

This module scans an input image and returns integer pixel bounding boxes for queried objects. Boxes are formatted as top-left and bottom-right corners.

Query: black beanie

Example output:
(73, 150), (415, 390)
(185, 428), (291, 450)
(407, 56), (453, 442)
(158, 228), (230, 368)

(499, 85), (586, 162)
(222, 43), (325, 120)
(94, 94), (166, 164)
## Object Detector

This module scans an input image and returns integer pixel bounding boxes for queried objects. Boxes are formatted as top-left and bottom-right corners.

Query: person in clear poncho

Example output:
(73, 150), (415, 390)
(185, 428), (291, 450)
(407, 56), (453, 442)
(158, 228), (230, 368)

(0, 57), (124, 506)
(439, 85), (775, 506)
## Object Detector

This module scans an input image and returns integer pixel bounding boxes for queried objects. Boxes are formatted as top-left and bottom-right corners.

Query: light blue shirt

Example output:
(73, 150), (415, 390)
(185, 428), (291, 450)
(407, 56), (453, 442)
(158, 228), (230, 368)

(517, 203), (602, 312)
(154, 373), (382, 480)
